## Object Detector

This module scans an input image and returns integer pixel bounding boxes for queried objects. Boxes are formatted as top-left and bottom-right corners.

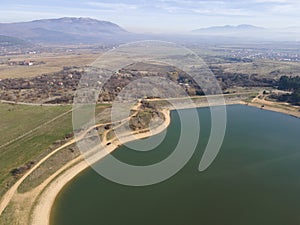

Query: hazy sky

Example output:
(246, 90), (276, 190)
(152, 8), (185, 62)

(1, 0), (300, 32)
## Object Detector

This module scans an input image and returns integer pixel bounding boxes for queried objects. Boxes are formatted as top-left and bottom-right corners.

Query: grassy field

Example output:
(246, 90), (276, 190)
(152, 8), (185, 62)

(0, 102), (110, 198)
(0, 103), (73, 197)
(0, 53), (99, 79)
(0, 104), (71, 147)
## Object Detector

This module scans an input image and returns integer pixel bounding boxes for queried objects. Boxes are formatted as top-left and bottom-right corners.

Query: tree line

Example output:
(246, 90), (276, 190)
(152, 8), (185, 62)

(278, 76), (300, 104)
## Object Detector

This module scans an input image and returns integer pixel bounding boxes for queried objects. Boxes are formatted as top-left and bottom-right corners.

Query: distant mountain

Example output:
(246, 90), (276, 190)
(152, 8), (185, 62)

(0, 17), (132, 44)
(192, 24), (266, 33)
(279, 26), (300, 33)
(189, 24), (283, 41)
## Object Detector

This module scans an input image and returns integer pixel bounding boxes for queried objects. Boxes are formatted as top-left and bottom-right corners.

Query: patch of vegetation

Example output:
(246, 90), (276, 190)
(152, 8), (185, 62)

(278, 76), (300, 90)
(129, 100), (164, 131)
(18, 144), (80, 193)
(277, 76), (300, 105)
(291, 88), (300, 103)
(0, 201), (16, 225)
(244, 93), (258, 103)
(106, 130), (116, 142)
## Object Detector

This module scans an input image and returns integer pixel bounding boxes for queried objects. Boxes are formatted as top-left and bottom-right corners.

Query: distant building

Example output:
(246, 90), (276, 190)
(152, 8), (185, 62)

(23, 60), (33, 66)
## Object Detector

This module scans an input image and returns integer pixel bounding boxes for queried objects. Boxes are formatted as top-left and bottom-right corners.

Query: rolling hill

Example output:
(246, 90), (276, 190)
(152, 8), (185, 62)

(0, 35), (30, 46)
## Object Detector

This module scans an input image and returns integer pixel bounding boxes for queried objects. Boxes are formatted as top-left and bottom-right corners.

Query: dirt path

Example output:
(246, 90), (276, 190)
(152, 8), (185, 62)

(249, 92), (300, 118)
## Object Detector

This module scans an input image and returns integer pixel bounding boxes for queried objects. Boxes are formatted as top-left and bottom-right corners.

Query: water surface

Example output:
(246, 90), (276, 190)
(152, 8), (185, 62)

(51, 105), (300, 225)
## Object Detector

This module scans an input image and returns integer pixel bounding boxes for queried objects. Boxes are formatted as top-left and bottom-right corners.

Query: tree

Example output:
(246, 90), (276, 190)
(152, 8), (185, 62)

(278, 76), (300, 90)
(292, 88), (300, 104)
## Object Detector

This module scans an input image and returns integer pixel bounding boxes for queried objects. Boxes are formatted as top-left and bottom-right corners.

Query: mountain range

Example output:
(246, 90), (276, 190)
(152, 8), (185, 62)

(192, 24), (265, 33)
(0, 17), (132, 44)
(0, 18), (300, 45)
(191, 24), (300, 41)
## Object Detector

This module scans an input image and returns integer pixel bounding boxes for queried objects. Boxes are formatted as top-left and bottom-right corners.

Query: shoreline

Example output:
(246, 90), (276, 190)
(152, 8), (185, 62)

(30, 109), (171, 225)
(246, 101), (300, 119)
(20, 101), (300, 224)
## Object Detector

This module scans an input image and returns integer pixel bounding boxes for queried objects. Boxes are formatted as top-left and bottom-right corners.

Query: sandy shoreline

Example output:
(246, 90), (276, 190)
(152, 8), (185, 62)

(30, 109), (171, 225)
(11, 101), (300, 225)
(247, 101), (300, 119)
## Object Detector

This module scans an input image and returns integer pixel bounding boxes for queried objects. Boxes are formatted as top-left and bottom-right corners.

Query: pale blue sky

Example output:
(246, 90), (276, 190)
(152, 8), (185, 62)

(1, 0), (300, 32)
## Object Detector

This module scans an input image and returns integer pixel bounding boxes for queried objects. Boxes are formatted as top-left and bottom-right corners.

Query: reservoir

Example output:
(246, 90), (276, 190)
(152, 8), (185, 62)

(51, 105), (300, 225)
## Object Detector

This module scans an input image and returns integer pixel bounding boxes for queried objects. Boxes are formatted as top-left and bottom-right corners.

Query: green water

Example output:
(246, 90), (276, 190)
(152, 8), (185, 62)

(51, 105), (300, 225)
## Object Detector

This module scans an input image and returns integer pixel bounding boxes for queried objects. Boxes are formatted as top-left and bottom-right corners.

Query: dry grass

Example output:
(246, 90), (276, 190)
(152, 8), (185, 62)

(17, 144), (80, 193)
(219, 60), (300, 78)
(0, 53), (99, 79)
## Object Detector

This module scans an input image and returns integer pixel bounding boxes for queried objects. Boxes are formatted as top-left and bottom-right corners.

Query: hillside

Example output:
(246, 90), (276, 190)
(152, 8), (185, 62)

(0, 35), (34, 56)
(0, 17), (131, 44)
(0, 35), (29, 46)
